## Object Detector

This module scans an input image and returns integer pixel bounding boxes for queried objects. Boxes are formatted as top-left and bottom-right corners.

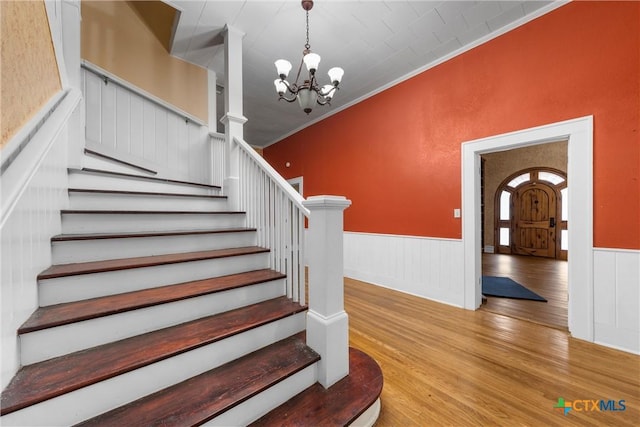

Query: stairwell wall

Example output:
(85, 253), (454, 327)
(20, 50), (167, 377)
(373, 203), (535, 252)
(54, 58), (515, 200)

(0, 0), (61, 148)
(80, 0), (213, 184)
(80, 0), (207, 124)
(0, 0), (84, 388)
(0, 117), (72, 389)
(82, 64), (212, 184)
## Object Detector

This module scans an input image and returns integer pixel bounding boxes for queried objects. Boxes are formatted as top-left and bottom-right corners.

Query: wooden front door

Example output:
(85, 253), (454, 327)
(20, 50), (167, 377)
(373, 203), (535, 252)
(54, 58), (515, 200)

(512, 182), (557, 258)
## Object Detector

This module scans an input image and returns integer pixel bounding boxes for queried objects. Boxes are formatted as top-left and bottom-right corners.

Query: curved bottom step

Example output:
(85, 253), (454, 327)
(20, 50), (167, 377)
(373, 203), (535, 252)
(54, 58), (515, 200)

(250, 347), (383, 426)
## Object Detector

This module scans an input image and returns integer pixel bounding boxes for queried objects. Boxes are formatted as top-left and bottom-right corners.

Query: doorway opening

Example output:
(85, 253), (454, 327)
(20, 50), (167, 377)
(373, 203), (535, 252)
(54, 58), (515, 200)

(287, 176), (303, 196)
(462, 116), (594, 342)
(481, 253), (568, 330)
(482, 160), (569, 328)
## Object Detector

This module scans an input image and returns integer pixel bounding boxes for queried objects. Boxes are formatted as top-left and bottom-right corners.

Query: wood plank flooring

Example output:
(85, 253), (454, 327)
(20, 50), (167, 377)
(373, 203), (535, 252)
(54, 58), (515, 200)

(482, 253), (568, 330)
(345, 277), (640, 426)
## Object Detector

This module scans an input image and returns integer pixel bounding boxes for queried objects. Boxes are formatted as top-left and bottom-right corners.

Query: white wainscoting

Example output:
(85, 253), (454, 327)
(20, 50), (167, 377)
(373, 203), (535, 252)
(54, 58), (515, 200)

(82, 64), (211, 184)
(0, 90), (81, 388)
(593, 248), (640, 354)
(343, 232), (465, 308)
(342, 231), (639, 355)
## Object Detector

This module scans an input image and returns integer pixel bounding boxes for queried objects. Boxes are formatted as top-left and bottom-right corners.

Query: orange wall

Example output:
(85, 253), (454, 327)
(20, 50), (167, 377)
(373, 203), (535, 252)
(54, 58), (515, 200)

(264, 1), (640, 250)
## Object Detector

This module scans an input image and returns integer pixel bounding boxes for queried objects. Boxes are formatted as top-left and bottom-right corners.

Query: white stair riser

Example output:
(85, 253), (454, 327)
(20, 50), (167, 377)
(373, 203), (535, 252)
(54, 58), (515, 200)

(22, 279), (286, 365)
(68, 171), (219, 196)
(52, 231), (257, 264)
(351, 398), (382, 427)
(1, 315), (306, 427)
(68, 192), (228, 212)
(61, 213), (245, 234)
(39, 252), (270, 305)
(82, 155), (156, 176)
(206, 364), (318, 426)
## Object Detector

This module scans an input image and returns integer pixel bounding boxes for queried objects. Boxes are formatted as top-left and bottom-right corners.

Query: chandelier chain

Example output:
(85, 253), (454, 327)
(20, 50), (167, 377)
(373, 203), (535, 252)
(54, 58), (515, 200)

(305, 10), (310, 50)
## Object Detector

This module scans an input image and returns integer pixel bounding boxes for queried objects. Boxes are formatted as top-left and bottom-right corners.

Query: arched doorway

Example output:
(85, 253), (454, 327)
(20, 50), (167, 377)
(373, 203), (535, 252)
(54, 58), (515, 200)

(495, 168), (567, 260)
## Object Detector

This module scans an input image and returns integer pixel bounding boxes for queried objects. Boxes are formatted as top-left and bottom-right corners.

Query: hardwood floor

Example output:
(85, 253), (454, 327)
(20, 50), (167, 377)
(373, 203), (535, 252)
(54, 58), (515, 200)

(481, 253), (568, 330)
(345, 277), (640, 426)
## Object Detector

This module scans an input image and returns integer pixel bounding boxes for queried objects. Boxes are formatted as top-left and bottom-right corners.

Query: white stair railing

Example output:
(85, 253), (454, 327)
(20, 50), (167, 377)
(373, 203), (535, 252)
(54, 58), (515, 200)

(209, 132), (226, 187)
(234, 137), (309, 305)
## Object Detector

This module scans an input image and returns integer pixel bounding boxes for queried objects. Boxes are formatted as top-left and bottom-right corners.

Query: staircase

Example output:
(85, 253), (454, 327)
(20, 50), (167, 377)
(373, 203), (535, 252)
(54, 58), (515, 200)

(0, 151), (382, 426)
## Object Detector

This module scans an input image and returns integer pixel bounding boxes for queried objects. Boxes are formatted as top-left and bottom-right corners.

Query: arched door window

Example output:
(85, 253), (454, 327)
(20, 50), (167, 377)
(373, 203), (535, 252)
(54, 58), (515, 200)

(495, 167), (567, 260)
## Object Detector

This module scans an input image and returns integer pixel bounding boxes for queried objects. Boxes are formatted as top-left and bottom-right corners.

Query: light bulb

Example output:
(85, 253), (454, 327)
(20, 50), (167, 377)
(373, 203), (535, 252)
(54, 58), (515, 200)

(275, 59), (292, 79)
(303, 53), (321, 74)
(328, 67), (344, 86)
(274, 79), (288, 95)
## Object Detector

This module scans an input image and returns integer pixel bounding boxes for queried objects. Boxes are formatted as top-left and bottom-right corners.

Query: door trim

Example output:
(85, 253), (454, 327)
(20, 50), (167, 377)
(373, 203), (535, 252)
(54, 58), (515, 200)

(462, 116), (593, 342)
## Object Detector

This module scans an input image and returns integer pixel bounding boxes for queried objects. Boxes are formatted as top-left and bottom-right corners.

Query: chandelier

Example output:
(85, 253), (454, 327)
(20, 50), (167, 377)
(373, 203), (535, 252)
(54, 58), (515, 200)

(273, 0), (344, 114)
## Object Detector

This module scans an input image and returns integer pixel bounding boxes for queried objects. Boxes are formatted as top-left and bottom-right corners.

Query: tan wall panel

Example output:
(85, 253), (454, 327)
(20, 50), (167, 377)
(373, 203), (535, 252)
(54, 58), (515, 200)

(81, 1), (207, 122)
(482, 141), (568, 248)
(1, 0), (62, 148)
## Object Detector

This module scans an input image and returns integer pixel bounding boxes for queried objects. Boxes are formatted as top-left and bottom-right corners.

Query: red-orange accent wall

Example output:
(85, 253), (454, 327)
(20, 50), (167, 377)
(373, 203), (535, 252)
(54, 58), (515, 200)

(264, 1), (640, 249)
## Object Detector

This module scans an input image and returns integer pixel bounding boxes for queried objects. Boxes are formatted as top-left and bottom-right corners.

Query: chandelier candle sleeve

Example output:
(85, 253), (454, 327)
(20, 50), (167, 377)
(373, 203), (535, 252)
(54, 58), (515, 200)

(275, 60), (292, 79)
(273, 0), (344, 115)
(328, 67), (344, 86)
(303, 53), (321, 74)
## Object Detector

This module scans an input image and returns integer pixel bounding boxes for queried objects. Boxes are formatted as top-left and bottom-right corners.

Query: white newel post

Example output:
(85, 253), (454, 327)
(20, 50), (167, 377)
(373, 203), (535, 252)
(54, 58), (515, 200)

(303, 195), (352, 388)
(221, 25), (246, 210)
(207, 69), (218, 133)
(61, 0), (84, 169)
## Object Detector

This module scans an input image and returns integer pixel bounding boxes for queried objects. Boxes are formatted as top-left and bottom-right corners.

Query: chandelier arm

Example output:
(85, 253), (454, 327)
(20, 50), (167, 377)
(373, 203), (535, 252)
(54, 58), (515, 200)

(309, 74), (318, 91)
(279, 79), (297, 94)
(318, 86), (338, 98)
(278, 94), (298, 103)
(292, 56), (306, 88)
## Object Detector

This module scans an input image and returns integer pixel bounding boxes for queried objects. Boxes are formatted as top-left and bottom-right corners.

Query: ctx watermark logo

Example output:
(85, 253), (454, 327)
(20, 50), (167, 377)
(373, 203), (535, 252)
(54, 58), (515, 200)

(554, 397), (626, 415)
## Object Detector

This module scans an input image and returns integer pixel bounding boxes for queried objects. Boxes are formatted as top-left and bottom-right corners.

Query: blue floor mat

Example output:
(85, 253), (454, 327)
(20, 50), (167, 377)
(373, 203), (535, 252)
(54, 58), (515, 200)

(482, 276), (547, 302)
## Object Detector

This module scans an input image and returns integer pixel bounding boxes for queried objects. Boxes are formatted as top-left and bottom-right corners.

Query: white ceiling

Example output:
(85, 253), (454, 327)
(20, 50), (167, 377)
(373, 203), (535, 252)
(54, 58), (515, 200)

(167, 1), (563, 147)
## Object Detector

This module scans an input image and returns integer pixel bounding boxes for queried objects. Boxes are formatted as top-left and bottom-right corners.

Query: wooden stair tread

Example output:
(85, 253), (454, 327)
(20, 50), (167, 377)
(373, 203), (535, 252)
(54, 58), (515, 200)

(75, 334), (320, 426)
(0, 297), (307, 415)
(38, 246), (269, 279)
(250, 347), (383, 427)
(51, 227), (256, 241)
(20, 269), (286, 333)
(69, 167), (221, 190)
(68, 188), (227, 199)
